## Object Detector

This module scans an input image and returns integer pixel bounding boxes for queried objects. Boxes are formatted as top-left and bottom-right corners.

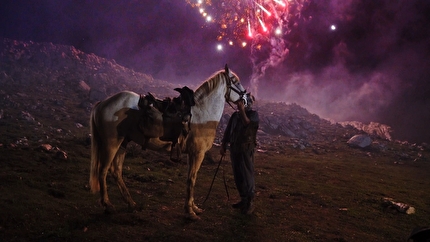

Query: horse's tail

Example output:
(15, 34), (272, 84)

(89, 103), (101, 193)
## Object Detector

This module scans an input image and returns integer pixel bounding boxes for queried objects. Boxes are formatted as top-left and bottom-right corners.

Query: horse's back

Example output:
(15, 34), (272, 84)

(99, 91), (140, 111)
(91, 91), (141, 140)
(94, 91), (140, 121)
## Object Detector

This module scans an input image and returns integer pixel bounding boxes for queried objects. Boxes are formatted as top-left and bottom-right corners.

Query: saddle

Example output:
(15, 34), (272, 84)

(137, 86), (195, 161)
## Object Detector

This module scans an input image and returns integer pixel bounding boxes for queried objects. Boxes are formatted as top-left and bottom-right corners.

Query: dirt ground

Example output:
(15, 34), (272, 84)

(0, 135), (429, 241)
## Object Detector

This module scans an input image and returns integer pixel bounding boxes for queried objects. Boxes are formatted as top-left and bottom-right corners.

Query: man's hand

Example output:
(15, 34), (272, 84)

(237, 99), (245, 111)
(236, 99), (250, 125)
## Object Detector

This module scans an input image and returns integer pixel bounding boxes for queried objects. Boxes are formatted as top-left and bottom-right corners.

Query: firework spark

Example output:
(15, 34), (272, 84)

(255, 2), (272, 17)
(257, 16), (268, 32)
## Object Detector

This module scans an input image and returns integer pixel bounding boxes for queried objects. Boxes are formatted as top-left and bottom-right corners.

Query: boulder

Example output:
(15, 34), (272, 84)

(347, 134), (372, 148)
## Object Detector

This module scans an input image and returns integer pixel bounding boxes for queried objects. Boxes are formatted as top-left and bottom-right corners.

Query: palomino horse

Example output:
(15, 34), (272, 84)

(89, 65), (246, 220)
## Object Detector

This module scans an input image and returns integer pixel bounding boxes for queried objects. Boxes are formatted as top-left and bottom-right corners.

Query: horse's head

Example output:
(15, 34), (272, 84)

(223, 64), (246, 104)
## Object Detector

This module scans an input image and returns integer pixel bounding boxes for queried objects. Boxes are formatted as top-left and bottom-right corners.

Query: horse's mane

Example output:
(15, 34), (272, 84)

(193, 70), (224, 104)
(194, 69), (239, 104)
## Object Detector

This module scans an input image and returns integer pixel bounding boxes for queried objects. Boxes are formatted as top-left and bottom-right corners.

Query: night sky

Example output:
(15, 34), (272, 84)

(1, 0), (430, 143)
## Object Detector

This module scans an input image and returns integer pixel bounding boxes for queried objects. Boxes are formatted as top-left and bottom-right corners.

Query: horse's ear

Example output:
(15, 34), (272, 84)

(224, 64), (229, 74)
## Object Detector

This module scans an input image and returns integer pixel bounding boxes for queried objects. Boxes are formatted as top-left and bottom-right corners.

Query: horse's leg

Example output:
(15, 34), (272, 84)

(98, 146), (117, 213)
(111, 146), (137, 211)
(184, 151), (205, 220)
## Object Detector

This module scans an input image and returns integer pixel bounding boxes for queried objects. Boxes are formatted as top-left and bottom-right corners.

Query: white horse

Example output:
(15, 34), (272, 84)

(89, 65), (246, 220)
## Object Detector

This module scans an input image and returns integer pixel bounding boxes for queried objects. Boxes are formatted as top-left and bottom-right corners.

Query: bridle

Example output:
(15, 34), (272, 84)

(223, 71), (246, 109)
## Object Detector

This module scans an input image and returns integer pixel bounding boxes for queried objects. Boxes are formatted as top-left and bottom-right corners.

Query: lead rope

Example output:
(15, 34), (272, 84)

(202, 155), (229, 205)
(222, 157), (230, 202)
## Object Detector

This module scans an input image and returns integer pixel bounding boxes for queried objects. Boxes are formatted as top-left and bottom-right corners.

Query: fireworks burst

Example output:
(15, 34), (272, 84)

(186, 0), (308, 48)
(186, 0), (309, 95)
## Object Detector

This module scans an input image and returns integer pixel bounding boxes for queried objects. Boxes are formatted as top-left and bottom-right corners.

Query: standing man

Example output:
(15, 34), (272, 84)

(220, 93), (259, 215)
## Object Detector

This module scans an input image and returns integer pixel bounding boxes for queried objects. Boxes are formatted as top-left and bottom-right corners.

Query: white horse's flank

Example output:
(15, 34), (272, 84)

(89, 67), (245, 220)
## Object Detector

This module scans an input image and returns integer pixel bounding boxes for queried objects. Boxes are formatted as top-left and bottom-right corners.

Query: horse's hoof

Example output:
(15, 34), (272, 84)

(193, 206), (204, 215)
(185, 213), (201, 221)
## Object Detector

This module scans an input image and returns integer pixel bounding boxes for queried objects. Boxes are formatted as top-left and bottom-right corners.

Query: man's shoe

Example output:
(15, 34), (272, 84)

(232, 200), (246, 209)
(241, 201), (255, 215)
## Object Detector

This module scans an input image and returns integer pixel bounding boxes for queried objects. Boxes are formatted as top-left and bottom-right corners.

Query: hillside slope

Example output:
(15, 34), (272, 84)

(0, 38), (427, 155)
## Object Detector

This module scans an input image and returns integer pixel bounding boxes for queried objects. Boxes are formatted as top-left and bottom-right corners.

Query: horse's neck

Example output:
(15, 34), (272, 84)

(191, 83), (226, 124)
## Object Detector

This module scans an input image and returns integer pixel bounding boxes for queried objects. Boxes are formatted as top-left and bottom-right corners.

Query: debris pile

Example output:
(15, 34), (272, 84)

(382, 197), (415, 214)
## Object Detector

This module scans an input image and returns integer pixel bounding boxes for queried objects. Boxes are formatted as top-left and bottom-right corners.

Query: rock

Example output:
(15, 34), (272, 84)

(15, 137), (29, 146)
(347, 134), (372, 148)
(21, 111), (35, 122)
(39, 143), (53, 152)
(38, 143), (68, 160)
(51, 146), (68, 160)
(78, 80), (91, 92)
(55, 149), (68, 160)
